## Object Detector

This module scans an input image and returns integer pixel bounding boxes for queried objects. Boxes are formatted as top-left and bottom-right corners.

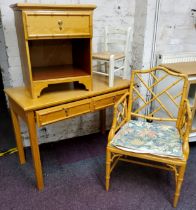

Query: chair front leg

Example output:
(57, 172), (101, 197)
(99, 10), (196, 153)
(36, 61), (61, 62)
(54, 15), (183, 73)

(106, 147), (112, 191)
(173, 165), (186, 208)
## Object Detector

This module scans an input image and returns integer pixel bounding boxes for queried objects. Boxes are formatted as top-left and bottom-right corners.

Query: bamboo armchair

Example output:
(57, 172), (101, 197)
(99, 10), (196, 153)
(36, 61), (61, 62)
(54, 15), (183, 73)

(106, 66), (192, 207)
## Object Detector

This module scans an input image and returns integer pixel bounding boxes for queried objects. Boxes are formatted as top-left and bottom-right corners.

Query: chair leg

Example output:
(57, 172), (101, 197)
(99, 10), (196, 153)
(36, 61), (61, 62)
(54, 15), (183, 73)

(109, 55), (114, 87)
(106, 148), (111, 191)
(173, 165), (186, 208)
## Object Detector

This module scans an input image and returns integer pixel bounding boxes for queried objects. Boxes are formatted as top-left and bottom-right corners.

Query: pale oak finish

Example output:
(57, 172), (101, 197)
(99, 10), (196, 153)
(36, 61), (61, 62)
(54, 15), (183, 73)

(161, 62), (196, 75)
(106, 67), (192, 207)
(11, 3), (96, 98)
(36, 89), (126, 127)
(10, 106), (26, 165)
(5, 75), (130, 190)
(25, 11), (91, 38)
(10, 3), (97, 10)
(25, 111), (44, 190)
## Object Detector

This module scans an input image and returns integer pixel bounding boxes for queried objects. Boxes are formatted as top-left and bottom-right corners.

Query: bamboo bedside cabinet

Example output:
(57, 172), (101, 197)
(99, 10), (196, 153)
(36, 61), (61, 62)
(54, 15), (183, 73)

(161, 62), (196, 142)
(11, 3), (96, 98)
(4, 75), (130, 190)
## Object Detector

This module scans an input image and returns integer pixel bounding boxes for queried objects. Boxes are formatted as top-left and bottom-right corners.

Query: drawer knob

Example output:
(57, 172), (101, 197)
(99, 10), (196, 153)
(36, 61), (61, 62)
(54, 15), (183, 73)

(58, 20), (63, 30)
(64, 108), (68, 116)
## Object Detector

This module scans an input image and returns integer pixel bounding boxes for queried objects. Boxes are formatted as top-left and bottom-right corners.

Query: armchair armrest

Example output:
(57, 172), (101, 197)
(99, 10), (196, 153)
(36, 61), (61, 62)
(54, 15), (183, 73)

(108, 92), (129, 142)
(178, 99), (192, 159)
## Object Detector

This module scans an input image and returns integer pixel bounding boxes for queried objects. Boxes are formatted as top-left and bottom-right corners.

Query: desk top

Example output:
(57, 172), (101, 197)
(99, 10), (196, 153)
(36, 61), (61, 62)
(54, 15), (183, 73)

(5, 75), (130, 111)
(161, 62), (196, 76)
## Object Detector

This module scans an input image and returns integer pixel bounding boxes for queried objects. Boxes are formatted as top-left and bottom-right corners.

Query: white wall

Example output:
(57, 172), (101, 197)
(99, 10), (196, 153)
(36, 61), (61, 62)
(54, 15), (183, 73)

(0, 0), (134, 146)
(132, 0), (196, 69)
(156, 0), (196, 55)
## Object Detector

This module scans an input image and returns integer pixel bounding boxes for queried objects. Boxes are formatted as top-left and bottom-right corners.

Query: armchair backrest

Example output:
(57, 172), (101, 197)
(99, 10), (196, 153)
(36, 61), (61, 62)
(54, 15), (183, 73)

(127, 66), (189, 127)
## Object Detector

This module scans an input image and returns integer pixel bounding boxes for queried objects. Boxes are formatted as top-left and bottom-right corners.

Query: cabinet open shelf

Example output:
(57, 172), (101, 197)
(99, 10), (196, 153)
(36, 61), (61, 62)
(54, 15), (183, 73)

(32, 65), (89, 81)
(29, 38), (91, 78)
(28, 38), (92, 97)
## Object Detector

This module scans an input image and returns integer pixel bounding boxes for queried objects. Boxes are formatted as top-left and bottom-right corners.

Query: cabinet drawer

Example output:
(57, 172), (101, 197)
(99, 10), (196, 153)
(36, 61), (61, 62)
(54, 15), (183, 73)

(36, 99), (91, 127)
(93, 89), (128, 110)
(24, 12), (91, 38)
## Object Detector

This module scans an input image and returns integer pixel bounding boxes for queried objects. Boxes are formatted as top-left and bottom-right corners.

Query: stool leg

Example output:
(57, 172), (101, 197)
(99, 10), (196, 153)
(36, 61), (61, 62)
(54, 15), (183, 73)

(109, 55), (114, 87)
(123, 58), (129, 79)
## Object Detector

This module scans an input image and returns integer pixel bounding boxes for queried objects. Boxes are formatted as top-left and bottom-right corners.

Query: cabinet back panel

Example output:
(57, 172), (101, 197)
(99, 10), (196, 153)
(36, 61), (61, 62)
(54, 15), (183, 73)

(29, 39), (73, 67)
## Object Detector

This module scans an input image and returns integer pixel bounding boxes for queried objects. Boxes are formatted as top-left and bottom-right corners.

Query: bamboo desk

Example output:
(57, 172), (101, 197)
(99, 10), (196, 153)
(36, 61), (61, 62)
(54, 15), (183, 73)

(4, 75), (130, 190)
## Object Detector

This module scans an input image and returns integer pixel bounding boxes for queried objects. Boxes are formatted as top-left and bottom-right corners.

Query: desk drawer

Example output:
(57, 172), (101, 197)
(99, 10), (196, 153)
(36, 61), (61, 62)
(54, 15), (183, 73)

(36, 99), (91, 127)
(24, 12), (91, 38)
(93, 89), (128, 110)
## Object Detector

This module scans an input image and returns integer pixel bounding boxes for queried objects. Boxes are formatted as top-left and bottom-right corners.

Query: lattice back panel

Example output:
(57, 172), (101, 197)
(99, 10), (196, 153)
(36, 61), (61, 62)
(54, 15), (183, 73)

(128, 67), (188, 123)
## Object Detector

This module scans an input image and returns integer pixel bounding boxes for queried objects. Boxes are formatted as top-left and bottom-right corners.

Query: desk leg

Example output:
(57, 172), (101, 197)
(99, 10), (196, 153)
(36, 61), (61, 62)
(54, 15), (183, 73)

(10, 108), (26, 164)
(26, 111), (44, 191)
(100, 109), (106, 134)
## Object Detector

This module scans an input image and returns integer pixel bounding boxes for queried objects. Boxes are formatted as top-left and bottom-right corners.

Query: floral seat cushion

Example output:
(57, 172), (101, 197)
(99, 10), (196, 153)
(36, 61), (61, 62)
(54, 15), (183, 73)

(111, 120), (183, 159)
